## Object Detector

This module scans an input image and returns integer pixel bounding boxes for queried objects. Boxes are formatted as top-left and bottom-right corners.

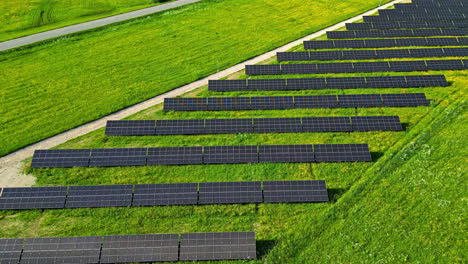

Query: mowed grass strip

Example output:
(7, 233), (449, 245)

(0, 71), (464, 263)
(0, 0), (175, 42)
(0, 0), (391, 157)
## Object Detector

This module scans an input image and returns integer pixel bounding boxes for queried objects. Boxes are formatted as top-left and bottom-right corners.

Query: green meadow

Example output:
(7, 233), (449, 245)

(1, 67), (465, 262)
(0, 0), (174, 41)
(0, 0), (391, 157)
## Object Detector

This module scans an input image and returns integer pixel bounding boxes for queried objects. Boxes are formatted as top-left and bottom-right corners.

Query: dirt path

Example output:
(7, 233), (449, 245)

(0, 0), (405, 187)
(0, 0), (201, 51)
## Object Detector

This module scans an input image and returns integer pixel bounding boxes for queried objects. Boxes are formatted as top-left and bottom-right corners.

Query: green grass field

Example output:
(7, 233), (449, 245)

(1, 65), (465, 262)
(0, 0), (391, 157)
(0, 0), (174, 41)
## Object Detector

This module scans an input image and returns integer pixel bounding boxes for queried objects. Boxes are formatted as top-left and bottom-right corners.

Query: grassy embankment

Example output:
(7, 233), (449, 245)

(0, 0), (391, 156)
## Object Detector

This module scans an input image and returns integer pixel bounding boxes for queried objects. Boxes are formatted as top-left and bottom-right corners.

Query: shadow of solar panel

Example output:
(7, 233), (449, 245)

(253, 118), (302, 133)
(338, 94), (383, 108)
(100, 234), (179, 263)
(199, 182), (262, 204)
(208, 80), (247, 92)
(89, 148), (147, 167)
(155, 119), (205, 135)
(22, 236), (101, 264)
(147, 147), (203, 165)
(381, 93), (429, 107)
(250, 96), (294, 110)
(263, 180), (329, 203)
(31, 149), (91, 168)
(105, 120), (156, 136)
(205, 119), (253, 134)
(294, 95), (338, 109)
(0, 238), (24, 264)
(203, 146), (258, 164)
(287, 78), (326, 90)
(248, 79), (286, 91)
(132, 183), (198, 206)
(351, 116), (403, 131)
(405, 75), (448, 87)
(179, 232), (256, 261)
(426, 59), (466, 70)
(65, 185), (133, 208)
(245, 64), (281, 75)
(163, 98), (207, 111)
(207, 97), (251, 111)
(314, 144), (372, 162)
(302, 117), (351, 132)
(258, 145), (314, 163)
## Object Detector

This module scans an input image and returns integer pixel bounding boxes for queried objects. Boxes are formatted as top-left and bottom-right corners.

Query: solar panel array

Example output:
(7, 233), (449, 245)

(346, 20), (468, 30)
(277, 48), (468, 61)
(164, 93), (428, 111)
(0, 232), (256, 263)
(30, 144), (371, 168)
(0, 180), (329, 210)
(363, 14), (466, 22)
(304, 37), (468, 49)
(327, 28), (468, 39)
(245, 59), (468, 75)
(106, 116), (403, 136)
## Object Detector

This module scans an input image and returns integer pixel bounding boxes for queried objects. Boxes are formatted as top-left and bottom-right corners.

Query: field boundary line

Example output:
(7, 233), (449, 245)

(0, 0), (201, 51)
(0, 0), (404, 167)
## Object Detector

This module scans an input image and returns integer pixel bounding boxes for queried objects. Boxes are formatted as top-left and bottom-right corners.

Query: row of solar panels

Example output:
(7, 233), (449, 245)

(209, 75), (447, 91)
(346, 20), (468, 30)
(164, 93), (429, 111)
(31, 144), (372, 168)
(0, 180), (329, 210)
(105, 116), (402, 136)
(395, 2), (466, 9)
(379, 8), (466, 16)
(304, 37), (468, 49)
(363, 13), (466, 22)
(327, 28), (468, 39)
(0, 232), (256, 263)
(246, 59), (468, 75)
(277, 48), (468, 61)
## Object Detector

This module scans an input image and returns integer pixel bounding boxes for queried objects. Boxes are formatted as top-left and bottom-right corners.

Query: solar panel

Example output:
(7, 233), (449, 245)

(314, 144), (372, 162)
(351, 116), (403, 131)
(248, 79), (286, 91)
(338, 94), (383, 108)
(31, 149), (91, 168)
(21, 236), (101, 264)
(65, 185), (133, 208)
(258, 145), (314, 163)
(304, 37), (466, 50)
(89, 148), (147, 167)
(246, 60), (467, 75)
(203, 146), (258, 164)
(208, 79), (247, 91)
(105, 120), (156, 136)
(132, 183), (198, 206)
(381, 93), (430, 107)
(155, 119), (205, 135)
(253, 118), (302, 133)
(179, 232), (256, 261)
(163, 98), (207, 111)
(294, 95), (339, 109)
(0, 187), (67, 210)
(205, 118), (253, 134)
(302, 117), (351, 132)
(363, 14), (466, 22)
(147, 147), (203, 165)
(198, 182), (262, 204)
(206, 97), (252, 111)
(263, 180), (329, 203)
(100, 234), (179, 263)
(278, 48), (468, 61)
(346, 20), (468, 30)
(0, 238), (24, 264)
(250, 96), (295, 109)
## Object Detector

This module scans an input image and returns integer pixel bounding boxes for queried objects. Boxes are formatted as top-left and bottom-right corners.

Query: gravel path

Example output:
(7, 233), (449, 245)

(0, 0), (201, 51)
(0, 0), (404, 187)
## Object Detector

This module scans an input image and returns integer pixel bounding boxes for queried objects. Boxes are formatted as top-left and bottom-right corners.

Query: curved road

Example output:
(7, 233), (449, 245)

(0, 0), (200, 51)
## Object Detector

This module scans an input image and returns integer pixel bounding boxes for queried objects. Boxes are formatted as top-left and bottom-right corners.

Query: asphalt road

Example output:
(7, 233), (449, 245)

(0, 0), (201, 51)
